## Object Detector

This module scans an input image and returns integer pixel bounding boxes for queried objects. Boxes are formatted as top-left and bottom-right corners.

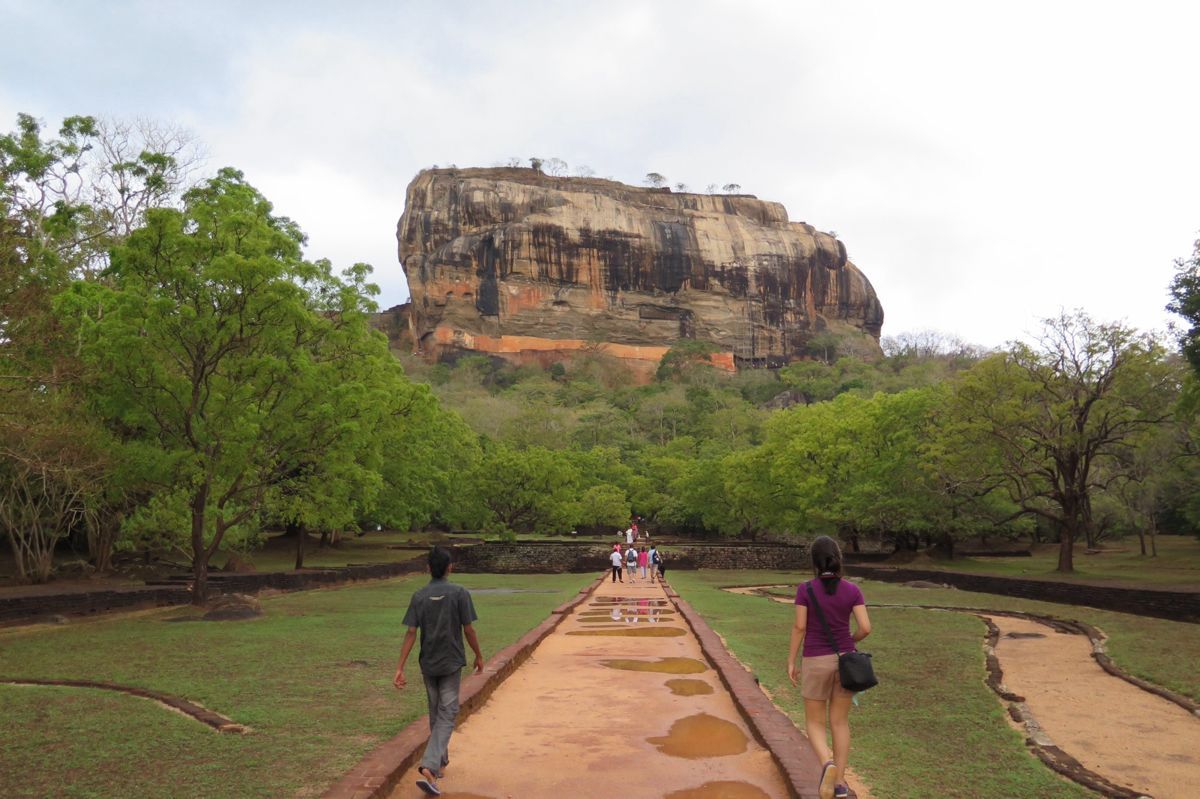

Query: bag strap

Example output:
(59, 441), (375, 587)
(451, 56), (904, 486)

(806, 582), (843, 656)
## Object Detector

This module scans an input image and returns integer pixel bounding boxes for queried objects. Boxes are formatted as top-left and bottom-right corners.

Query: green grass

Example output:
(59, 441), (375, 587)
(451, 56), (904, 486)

(901, 535), (1200, 589)
(0, 572), (590, 799)
(226, 530), (436, 573)
(672, 570), (1097, 799)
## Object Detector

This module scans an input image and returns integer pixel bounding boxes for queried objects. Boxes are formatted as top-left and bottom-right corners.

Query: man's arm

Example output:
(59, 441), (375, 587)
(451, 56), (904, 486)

(393, 627), (418, 689)
(464, 623), (484, 674)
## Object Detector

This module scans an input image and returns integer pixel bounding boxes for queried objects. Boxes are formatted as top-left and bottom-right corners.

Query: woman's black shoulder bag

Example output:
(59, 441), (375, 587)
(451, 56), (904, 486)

(806, 582), (878, 693)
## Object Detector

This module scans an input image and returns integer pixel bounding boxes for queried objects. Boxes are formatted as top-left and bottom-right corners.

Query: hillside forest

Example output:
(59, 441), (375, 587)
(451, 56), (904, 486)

(5, 115), (1200, 600)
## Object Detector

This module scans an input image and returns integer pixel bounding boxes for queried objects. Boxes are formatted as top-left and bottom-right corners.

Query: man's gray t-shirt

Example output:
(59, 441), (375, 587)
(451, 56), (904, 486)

(402, 578), (478, 676)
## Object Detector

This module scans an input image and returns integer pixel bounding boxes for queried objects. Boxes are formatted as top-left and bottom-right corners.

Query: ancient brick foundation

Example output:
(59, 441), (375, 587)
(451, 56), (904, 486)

(849, 564), (1200, 624)
(449, 541), (810, 574)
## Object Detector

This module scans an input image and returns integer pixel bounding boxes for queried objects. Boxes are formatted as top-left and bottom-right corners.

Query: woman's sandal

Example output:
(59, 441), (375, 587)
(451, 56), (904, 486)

(818, 760), (838, 799)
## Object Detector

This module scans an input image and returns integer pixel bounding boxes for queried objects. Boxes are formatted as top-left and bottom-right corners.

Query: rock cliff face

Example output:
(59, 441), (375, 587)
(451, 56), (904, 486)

(397, 168), (883, 377)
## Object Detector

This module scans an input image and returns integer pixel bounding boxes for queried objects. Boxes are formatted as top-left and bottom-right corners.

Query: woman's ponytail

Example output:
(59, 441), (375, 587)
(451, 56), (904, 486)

(810, 535), (844, 595)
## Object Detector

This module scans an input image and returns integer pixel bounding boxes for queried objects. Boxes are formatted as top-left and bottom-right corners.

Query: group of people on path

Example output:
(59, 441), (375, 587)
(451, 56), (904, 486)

(609, 542), (664, 583)
(394, 534), (870, 799)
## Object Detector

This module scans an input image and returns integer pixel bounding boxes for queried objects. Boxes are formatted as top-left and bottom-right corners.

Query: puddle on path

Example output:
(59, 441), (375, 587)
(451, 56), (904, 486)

(602, 657), (708, 674)
(647, 713), (748, 758)
(666, 678), (714, 696)
(665, 781), (771, 799)
(568, 627), (685, 637)
(589, 598), (669, 606)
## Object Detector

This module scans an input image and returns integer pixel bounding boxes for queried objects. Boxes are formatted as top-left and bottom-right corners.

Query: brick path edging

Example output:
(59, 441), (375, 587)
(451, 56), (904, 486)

(321, 574), (606, 799)
(662, 581), (851, 799)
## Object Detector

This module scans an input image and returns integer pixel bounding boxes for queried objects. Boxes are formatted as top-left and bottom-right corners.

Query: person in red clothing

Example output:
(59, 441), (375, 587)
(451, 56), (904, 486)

(786, 537), (872, 799)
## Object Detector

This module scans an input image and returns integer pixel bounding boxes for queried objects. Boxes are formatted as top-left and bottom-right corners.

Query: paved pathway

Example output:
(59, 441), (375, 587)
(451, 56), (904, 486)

(390, 575), (791, 799)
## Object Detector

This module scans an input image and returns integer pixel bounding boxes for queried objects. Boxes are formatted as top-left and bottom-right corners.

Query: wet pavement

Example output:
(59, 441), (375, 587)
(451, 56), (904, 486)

(389, 576), (789, 798)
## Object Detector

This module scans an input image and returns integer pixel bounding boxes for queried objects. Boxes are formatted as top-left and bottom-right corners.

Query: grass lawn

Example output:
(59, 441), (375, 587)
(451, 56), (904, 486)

(897, 535), (1200, 590)
(672, 570), (1102, 799)
(226, 530), (439, 573)
(0, 572), (591, 799)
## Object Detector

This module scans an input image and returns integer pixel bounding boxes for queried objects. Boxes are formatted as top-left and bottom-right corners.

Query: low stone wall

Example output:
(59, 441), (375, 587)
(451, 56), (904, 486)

(849, 564), (1200, 624)
(450, 541), (810, 574)
(0, 560), (426, 628)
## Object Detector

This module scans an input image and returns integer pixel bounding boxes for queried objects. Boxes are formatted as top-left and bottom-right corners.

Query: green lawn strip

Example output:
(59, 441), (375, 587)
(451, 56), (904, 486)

(0, 572), (589, 799)
(893, 537), (1200, 589)
(671, 571), (1094, 799)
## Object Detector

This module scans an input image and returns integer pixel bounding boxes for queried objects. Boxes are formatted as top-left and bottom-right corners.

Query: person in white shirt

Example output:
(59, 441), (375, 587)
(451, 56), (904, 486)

(609, 549), (623, 583)
(625, 527), (634, 545)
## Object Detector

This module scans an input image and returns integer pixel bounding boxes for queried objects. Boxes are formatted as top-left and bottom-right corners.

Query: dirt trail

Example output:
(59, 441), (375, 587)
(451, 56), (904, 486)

(389, 577), (790, 799)
(990, 615), (1199, 799)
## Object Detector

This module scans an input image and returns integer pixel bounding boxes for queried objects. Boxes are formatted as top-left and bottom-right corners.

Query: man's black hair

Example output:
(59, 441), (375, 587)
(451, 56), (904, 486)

(429, 546), (452, 579)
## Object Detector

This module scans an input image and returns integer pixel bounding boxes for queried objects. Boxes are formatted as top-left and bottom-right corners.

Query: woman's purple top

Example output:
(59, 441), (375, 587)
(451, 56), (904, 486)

(795, 578), (865, 657)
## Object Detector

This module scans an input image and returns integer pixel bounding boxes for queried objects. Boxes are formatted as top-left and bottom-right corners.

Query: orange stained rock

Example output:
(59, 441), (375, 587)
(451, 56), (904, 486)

(389, 577), (788, 799)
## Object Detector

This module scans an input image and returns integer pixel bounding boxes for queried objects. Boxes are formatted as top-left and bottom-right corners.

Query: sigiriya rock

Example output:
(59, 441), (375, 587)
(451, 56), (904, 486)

(388, 167), (884, 378)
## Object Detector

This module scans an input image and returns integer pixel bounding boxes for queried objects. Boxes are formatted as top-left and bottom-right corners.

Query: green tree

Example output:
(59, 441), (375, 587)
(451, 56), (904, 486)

(464, 444), (580, 534)
(1168, 237), (1200, 374)
(59, 168), (385, 601)
(947, 312), (1177, 572)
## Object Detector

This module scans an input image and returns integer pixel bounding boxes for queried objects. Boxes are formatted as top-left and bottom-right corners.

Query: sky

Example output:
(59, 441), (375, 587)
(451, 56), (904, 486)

(3, 0), (1199, 348)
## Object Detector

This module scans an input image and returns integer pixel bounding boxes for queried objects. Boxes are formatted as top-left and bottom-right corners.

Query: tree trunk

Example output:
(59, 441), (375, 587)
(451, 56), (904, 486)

(1057, 519), (1075, 572)
(290, 521), (305, 569)
(1149, 514), (1158, 557)
(1136, 521), (1147, 556)
(190, 485), (210, 605)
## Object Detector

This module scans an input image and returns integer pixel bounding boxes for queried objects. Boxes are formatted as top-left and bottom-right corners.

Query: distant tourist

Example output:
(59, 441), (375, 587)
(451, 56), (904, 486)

(625, 545), (638, 582)
(394, 546), (485, 797)
(638, 546), (649, 579)
(609, 547), (623, 583)
(656, 549), (667, 581)
(625, 526), (634, 545)
(787, 536), (872, 799)
(648, 546), (659, 583)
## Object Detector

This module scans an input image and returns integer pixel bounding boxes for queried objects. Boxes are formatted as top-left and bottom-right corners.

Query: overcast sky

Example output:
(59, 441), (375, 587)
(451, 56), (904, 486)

(4, 0), (1198, 347)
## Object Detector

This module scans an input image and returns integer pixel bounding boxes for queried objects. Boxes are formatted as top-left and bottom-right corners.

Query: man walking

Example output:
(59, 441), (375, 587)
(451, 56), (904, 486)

(394, 547), (485, 796)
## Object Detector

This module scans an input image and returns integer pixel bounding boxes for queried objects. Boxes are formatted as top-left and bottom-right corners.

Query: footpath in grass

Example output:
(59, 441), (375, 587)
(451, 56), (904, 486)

(671, 570), (1095, 799)
(0, 572), (589, 799)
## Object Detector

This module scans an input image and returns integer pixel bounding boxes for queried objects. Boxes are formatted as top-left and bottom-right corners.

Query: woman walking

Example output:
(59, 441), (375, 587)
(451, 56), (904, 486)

(787, 537), (872, 799)
(637, 546), (649, 579)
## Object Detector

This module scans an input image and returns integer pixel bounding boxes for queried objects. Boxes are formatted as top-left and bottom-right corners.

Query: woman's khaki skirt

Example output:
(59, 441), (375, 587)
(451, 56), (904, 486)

(800, 654), (853, 701)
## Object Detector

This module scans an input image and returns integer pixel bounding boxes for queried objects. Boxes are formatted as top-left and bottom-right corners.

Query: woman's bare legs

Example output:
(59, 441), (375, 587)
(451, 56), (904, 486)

(829, 691), (854, 784)
(803, 699), (832, 763)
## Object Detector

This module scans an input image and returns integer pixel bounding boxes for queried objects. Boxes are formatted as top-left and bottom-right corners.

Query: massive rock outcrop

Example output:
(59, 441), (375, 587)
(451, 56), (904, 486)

(396, 167), (883, 377)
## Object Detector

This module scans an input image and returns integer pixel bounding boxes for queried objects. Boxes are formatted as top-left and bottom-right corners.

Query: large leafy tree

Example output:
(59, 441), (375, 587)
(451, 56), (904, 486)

(947, 312), (1177, 572)
(1168, 237), (1200, 374)
(59, 168), (387, 601)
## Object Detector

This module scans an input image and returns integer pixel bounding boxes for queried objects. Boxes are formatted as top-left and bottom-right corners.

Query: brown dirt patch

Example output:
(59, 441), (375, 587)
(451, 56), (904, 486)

(990, 615), (1200, 799)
